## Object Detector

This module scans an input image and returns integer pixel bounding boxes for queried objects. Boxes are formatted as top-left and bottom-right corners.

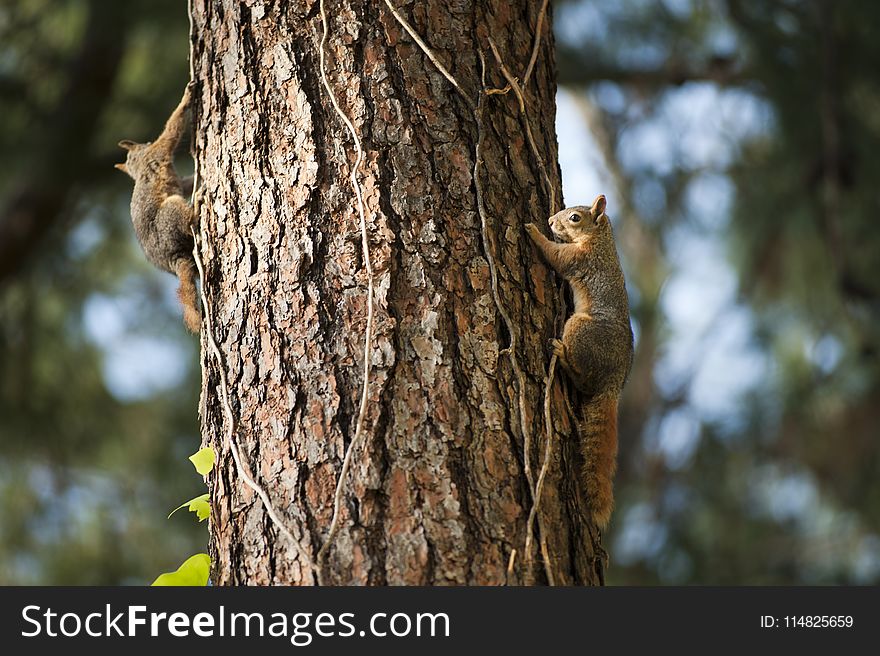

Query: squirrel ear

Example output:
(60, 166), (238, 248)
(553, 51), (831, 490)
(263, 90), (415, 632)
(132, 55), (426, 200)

(118, 140), (136, 150)
(590, 194), (607, 217)
(114, 163), (129, 173)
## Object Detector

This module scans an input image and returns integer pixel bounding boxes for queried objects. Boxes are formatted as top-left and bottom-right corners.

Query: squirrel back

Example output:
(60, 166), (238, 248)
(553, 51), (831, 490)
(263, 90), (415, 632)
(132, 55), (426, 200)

(526, 195), (634, 528)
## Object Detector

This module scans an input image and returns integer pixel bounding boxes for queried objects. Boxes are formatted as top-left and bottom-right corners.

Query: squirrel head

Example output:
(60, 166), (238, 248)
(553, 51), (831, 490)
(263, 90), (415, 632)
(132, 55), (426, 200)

(548, 194), (609, 244)
(115, 139), (158, 179)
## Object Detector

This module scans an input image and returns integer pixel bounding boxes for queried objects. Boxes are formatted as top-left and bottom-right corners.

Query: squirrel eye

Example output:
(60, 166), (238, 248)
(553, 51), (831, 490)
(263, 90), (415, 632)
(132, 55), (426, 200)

(568, 212), (581, 223)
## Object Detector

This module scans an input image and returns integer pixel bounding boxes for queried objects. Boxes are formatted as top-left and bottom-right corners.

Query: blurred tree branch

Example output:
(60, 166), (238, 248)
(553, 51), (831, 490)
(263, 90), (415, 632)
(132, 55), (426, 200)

(558, 48), (744, 90)
(0, 0), (131, 286)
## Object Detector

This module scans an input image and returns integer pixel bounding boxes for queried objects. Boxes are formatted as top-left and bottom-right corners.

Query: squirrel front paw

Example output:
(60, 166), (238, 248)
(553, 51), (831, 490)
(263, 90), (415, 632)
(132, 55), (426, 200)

(551, 338), (565, 359)
(183, 81), (196, 104)
(525, 223), (542, 242)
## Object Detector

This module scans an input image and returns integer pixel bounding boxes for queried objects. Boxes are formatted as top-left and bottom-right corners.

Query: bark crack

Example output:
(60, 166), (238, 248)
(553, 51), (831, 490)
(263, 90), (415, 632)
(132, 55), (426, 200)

(314, 0), (377, 586)
(383, 0), (557, 585)
(192, 226), (316, 581)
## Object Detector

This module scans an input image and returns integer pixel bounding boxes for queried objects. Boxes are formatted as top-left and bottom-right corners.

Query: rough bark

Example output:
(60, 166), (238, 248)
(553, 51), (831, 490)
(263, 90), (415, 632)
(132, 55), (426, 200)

(192, 0), (605, 585)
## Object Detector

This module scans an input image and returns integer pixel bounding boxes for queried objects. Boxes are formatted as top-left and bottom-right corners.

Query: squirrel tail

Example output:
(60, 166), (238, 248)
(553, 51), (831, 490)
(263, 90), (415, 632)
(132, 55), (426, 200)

(579, 393), (619, 529)
(175, 258), (201, 333)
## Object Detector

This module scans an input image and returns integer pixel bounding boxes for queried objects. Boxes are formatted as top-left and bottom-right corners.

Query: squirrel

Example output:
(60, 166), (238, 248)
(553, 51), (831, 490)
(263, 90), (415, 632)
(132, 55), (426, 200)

(115, 83), (200, 333)
(526, 194), (634, 529)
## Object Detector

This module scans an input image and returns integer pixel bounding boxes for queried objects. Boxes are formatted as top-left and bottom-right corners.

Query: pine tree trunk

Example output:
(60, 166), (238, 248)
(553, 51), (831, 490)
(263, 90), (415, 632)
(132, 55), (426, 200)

(191, 0), (605, 586)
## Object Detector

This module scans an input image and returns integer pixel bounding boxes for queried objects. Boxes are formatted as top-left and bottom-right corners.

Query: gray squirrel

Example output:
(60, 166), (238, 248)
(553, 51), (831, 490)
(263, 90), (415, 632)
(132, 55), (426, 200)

(115, 83), (200, 332)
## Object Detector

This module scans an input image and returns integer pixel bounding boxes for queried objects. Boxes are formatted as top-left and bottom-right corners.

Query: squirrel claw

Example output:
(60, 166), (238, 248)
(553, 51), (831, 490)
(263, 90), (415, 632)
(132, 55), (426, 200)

(182, 81), (196, 105)
(550, 338), (565, 358)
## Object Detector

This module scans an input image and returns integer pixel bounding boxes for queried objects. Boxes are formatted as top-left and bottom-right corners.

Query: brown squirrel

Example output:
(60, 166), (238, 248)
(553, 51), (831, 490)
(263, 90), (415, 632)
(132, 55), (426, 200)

(526, 194), (634, 529)
(115, 84), (200, 333)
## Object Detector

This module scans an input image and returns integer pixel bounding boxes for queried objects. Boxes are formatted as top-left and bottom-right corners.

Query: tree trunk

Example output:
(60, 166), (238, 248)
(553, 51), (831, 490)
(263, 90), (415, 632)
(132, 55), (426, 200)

(191, 0), (605, 586)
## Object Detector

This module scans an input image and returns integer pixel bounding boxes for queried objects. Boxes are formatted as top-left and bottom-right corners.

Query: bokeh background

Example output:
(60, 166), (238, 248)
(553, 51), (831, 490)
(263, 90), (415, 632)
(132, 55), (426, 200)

(1, 0), (878, 585)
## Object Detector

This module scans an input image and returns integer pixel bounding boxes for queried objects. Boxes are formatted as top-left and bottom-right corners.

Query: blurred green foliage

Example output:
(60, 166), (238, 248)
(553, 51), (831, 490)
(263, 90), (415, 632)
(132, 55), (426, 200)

(556, 0), (880, 584)
(0, 0), (878, 585)
(0, 0), (202, 584)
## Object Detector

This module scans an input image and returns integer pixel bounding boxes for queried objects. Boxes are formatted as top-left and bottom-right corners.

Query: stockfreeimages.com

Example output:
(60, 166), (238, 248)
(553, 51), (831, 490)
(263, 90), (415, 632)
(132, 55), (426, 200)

(21, 605), (450, 645)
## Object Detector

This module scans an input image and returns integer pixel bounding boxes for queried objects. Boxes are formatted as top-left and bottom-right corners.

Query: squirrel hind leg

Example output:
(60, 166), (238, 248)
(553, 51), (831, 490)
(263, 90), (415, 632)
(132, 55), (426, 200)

(174, 258), (201, 333)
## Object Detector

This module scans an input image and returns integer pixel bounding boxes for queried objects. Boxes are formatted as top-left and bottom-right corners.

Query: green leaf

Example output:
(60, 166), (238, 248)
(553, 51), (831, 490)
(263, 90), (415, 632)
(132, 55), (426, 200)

(189, 447), (215, 476)
(151, 553), (211, 587)
(167, 493), (210, 522)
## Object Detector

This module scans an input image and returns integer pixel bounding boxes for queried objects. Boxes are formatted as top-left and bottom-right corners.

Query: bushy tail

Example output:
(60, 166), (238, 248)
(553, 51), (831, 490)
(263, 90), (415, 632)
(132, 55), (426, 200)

(175, 258), (201, 333)
(579, 393), (619, 529)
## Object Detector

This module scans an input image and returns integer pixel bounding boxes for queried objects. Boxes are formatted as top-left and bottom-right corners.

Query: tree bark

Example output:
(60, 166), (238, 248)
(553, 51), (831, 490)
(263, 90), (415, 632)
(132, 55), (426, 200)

(191, 0), (604, 585)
